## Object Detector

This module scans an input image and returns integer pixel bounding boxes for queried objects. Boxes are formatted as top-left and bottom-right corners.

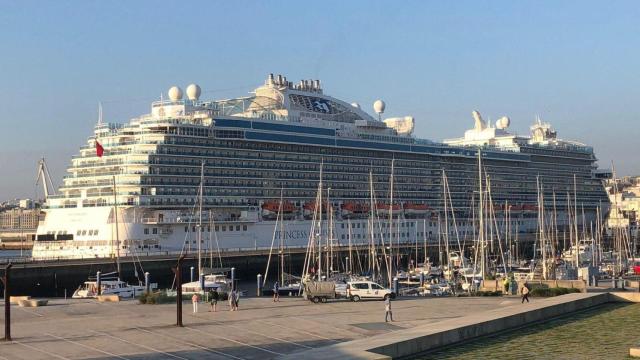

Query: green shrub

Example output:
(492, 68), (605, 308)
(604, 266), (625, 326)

(530, 287), (581, 297)
(475, 290), (503, 297)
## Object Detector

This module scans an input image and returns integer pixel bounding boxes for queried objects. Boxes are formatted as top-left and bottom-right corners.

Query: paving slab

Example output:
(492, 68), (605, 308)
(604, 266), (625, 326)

(0, 295), (518, 359)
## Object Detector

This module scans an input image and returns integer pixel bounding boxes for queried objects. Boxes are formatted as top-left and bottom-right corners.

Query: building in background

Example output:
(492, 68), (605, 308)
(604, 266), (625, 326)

(606, 176), (640, 237)
(0, 199), (42, 250)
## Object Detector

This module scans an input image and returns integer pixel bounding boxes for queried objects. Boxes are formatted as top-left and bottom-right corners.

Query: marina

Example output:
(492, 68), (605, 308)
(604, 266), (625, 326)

(2, 2), (640, 359)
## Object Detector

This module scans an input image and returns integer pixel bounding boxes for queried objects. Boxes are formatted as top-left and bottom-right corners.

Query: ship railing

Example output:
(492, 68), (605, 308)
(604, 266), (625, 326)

(12, 240), (427, 264)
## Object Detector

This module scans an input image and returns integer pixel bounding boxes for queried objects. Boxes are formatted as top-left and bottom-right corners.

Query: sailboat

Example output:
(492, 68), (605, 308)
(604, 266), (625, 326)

(263, 188), (302, 296)
(72, 271), (147, 298)
(181, 162), (232, 295)
(73, 175), (148, 298)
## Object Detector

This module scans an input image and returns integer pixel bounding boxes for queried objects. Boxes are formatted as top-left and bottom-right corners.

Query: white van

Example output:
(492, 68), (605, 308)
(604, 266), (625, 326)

(347, 281), (394, 301)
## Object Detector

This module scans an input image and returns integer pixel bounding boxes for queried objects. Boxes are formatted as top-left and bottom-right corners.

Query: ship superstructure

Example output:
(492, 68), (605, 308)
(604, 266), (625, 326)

(33, 74), (609, 259)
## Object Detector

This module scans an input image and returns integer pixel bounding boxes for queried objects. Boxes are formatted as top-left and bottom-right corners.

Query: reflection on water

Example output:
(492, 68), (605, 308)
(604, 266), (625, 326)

(416, 303), (640, 360)
(0, 250), (31, 258)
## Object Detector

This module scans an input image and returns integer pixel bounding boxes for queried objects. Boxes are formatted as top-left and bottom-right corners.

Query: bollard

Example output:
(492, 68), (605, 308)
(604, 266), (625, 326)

(257, 274), (263, 296)
(613, 277), (618, 289)
(393, 277), (399, 296)
(190, 266), (195, 283)
(231, 267), (236, 292)
(96, 271), (102, 296)
(419, 272), (425, 288)
(592, 275), (598, 288)
(622, 278), (626, 290)
(145, 272), (150, 294)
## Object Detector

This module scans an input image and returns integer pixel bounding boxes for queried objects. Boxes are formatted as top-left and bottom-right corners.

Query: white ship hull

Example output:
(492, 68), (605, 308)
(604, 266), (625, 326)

(32, 207), (585, 260)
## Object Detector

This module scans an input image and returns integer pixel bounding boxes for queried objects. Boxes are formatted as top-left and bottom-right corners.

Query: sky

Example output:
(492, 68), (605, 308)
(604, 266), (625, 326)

(0, 1), (639, 201)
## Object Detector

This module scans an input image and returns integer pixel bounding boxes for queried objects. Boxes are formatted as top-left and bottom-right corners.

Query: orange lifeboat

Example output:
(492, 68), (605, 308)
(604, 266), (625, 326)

(341, 202), (369, 218)
(262, 200), (296, 219)
(376, 202), (401, 215)
(303, 201), (330, 219)
(403, 202), (429, 218)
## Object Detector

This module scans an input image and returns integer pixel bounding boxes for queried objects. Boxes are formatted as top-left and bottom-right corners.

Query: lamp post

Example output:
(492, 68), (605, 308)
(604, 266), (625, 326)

(172, 255), (186, 327)
(2, 264), (13, 341)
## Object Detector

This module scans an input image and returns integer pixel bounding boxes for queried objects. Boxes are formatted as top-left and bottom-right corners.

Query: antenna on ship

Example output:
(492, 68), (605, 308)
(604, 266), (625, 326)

(97, 102), (103, 126)
(373, 99), (386, 121)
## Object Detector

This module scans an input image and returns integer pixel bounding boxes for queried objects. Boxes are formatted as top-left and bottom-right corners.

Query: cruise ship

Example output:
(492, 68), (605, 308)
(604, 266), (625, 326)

(33, 74), (609, 260)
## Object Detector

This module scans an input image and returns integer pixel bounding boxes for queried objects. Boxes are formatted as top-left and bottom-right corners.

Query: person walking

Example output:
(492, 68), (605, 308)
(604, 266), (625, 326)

(192, 293), (199, 313)
(234, 289), (240, 311)
(521, 283), (530, 303)
(209, 289), (219, 312)
(384, 296), (394, 322)
(228, 289), (235, 311)
(273, 281), (280, 302)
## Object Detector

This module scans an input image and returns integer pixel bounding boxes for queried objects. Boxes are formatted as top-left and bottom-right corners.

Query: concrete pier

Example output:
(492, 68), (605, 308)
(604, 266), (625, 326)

(1, 291), (633, 359)
(0, 295), (511, 359)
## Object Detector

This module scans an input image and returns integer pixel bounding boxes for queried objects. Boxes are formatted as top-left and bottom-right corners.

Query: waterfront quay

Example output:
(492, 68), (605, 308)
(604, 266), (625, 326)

(0, 235), (541, 297)
(0, 296), (512, 359)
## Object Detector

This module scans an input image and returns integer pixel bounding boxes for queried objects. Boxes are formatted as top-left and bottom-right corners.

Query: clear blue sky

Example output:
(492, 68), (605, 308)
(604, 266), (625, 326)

(1, 1), (638, 200)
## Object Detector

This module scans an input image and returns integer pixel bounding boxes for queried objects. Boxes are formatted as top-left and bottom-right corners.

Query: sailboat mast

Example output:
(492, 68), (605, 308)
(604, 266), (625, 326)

(328, 187), (332, 275)
(112, 175), (121, 276)
(280, 190), (285, 286)
(477, 150), (486, 280)
(388, 159), (395, 281)
(318, 161), (323, 280)
(573, 174), (579, 269)
(198, 161), (204, 277)
(442, 170), (450, 281)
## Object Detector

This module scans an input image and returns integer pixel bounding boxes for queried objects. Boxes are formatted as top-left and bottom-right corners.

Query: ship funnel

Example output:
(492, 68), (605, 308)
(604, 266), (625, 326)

(472, 110), (486, 130)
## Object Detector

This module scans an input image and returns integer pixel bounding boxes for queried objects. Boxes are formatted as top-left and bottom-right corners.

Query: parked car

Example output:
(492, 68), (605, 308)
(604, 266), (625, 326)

(347, 281), (394, 301)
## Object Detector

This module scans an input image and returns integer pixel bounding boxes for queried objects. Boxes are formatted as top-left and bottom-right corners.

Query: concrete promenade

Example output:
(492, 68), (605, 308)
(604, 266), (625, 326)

(0, 295), (514, 359)
(287, 292), (621, 359)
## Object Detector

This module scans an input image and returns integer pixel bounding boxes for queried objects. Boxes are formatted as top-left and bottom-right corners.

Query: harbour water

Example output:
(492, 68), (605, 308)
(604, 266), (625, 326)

(0, 249), (31, 258)
(417, 303), (640, 359)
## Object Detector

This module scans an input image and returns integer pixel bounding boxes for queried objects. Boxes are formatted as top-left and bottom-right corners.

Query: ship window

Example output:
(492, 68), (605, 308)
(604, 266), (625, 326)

(82, 230), (87, 235)
(229, 226), (233, 232)
(152, 228), (158, 234)
(185, 226), (188, 232)
(243, 225), (247, 231)
(222, 226), (226, 231)
(88, 230), (94, 236)
(192, 226), (196, 232)
(77, 230), (82, 236)
(236, 225), (240, 231)
(215, 226), (219, 231)
(144, 228), (149, 235)
(94, 230), (99, 236)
